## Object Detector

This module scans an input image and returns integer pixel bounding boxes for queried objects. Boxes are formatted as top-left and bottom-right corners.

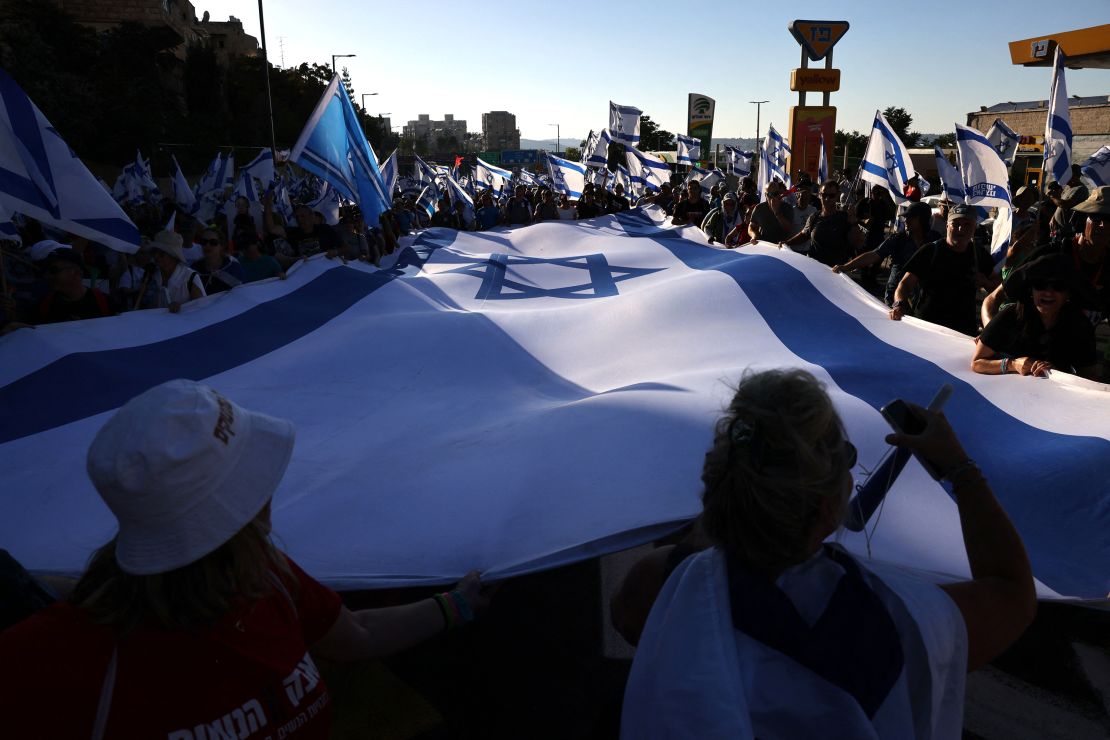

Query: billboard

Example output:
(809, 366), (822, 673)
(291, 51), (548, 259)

(787, 106), (836, 182)
(687, 93), (715, 164)
(500, 150), (539, 166)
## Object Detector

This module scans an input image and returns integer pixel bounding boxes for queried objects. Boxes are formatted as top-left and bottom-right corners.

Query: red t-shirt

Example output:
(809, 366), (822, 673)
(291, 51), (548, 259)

(0, 556), (342, 739)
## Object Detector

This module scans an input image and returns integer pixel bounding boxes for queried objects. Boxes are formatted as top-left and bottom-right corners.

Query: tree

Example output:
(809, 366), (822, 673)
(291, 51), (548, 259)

(932, 132), (956, 149)
(834, 129), (868, 172)
(563, 147), (581, 162)
(882, 106), (919, 149)
(340, 66), (355, 102)
(639, 115), (675, 151)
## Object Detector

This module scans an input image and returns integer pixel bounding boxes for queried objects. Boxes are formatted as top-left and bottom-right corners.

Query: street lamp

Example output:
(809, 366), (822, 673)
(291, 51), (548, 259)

(332, 53), (356, 74)
(749, 100), (769, 143)
(361, 93), (377, 111)
(548, 123), (560, 154)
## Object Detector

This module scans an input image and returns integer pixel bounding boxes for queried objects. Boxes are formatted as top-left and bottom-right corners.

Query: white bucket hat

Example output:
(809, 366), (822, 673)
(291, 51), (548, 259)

(86, 379), (295, 575)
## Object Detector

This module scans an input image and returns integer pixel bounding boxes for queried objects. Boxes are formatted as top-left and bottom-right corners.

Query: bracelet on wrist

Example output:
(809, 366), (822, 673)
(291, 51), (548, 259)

(942, 458), (981, 484)
(999, 357), (1008, 375)
(433, 592), (460, 632)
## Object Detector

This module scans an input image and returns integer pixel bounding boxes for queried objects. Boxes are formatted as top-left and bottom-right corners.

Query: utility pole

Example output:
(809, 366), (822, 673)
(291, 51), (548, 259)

(750, 100), (769, 145)
(256, 1), (277, 159)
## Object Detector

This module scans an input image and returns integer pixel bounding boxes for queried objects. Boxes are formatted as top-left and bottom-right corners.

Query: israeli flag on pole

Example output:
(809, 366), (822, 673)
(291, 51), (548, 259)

(585, 129), (613, 169)
(0, 67), (139, 253)
(290, 74), (389, 229)
(1080, 145), (1110, 187)
(273, 177), (295, 226)
(171, 155), (197, 214)
(757, 125), (791, 201)
(380, 149), (399, 198)
(860, 110), (915, 204)
(476, 157), (512, 197)
(241, 148), (276, 190)
(686, 165), (723, 198)
(133, 150), (160, 193)
(612, 164), (631, 195)
(581, 130), (596, 165)
(955, 123), (1011, 211)
(1044, 46), (1073, 187)
(445, 174), (475, 227)
(413, 154), (437, 188)
(415, 183), (439, 218)
(725, 146), (754, 179)
(985, 119), (1020, 167)
(305, 182), (341, 226)
(194, 153), (223, 196)
(676, 134), (701, 165)
(626, 147), (670, 194)
(546, 152), (585, 199)
(818, 133), (829, 184)
(515, 169), (538, 188)
(609, 102), (642, 146)
(934, 146), (966, 203)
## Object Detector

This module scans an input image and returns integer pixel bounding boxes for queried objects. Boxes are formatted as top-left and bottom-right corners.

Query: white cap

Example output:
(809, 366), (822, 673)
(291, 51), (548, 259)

(28, 239), (68, 262)
(86, 380), (295, 575)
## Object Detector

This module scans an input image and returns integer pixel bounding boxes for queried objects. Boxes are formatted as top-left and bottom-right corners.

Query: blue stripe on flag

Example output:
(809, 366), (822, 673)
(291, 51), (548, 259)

(612, 210), (1109, 598)
(0, 237), (446, 444)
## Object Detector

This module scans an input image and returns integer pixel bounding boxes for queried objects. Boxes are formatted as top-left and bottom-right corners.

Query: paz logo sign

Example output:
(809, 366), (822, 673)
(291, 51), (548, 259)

(788, 20), (850, 62)
(693, 97), (711, 114)
(688, 94), (715, 123)
(1031, 39), (1050, 58)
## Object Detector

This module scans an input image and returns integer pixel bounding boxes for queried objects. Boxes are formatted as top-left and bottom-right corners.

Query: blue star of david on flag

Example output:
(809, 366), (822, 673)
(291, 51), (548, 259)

(447, 254), (661, 300)
(885, 150), (900, 177)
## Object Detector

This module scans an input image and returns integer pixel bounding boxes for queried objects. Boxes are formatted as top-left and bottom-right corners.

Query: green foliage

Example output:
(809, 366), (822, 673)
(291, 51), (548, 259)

(639, 115), (675, 151)
(932, 132), (956, 149)
(563, 147), (581, 162)
(882, 106), (919, 149)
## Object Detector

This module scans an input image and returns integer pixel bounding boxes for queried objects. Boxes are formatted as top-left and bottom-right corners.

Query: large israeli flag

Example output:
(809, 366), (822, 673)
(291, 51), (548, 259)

(955, 123), (1011, 211)
(818, 133), (829, 184)
(585, 129), (613, 169)
(0, 68), (139, 253)
(626, 147), (670, 194)
(860, 110), (915, 204)
(757, 125), (791, 200)
(675, 134), (701, 165)
(985, 118), (1020, 167)
(725, 146), (754, 179)
(546, 152), (586, 199)
(290, 74), (389, 229)
(1044, 47), (1073, 187)
(2, 208), (1109, 600)
(609, 101), (642, 146)
(934, 146), (966, 203)
(1081, 145), (1110, 187)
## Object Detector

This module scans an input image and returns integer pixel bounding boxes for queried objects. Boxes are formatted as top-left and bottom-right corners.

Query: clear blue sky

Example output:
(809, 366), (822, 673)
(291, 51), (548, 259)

(207, 0), (1109, 144)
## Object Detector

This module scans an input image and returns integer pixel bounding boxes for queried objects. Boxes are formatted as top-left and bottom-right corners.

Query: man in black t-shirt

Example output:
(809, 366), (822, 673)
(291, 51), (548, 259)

(35, 249), (118, 325)
(889, 204), (995, 335)
(671, 181), (710, 227)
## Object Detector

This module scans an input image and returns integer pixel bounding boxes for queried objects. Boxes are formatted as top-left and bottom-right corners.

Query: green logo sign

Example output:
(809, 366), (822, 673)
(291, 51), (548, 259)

(693, 97), (711, 114)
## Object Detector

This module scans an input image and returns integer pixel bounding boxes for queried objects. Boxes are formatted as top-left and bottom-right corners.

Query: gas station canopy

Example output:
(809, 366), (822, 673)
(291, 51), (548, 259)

(1009, 25), (1110, 69)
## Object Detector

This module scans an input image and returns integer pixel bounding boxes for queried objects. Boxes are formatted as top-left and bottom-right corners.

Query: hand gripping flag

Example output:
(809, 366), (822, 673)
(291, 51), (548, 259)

(1043, 46), (1073, 187)
(818, 133), (829, 184)
(626, 147), (671, 194)
(985, 118), (1020, 168)
(3, 209), (1110, 601)
(725, 146), (754, 179)
(757, 125), (791, 201)
(934, 146), (966, 203)
(170, 155), (197, 214)
(290, 74), (389, 230)
(675, 134), (701, 166)
(609, 101), (642, 146)
(546, 152), (586, 199)
(1081, 145), (1110, 187)
(860, 110), (915, 203)
(0, 67), (139, 253)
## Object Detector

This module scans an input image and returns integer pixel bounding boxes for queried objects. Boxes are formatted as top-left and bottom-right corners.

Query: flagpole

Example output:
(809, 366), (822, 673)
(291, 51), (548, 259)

(257, 0), (278, 160)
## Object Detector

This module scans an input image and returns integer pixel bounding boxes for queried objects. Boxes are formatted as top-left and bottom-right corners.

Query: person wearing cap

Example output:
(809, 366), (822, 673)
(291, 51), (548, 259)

(1061, 185), (1110, 315)
(833, 201), (941, 306)
(746, 179), (792, 242)
(150, 230), (205, 313)
(701, 192), (744, 246)
(979, 214), (1045, 326)
(889, 203), (995, 335)
(0, 380), (491, 738)
(1045, 165), (1089, 239)
(34, 248), (118, 325)
(972, 252), (1098, 379)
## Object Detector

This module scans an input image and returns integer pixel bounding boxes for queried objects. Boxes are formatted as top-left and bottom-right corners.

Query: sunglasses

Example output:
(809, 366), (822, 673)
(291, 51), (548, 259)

(1032, 280), (1067, 292)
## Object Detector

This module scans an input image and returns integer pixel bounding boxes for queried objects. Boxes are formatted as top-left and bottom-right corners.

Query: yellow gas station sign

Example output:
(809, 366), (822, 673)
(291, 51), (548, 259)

(790, 68), (841, 92)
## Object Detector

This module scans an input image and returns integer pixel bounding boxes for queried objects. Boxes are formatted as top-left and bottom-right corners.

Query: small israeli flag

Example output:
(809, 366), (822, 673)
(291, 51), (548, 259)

(609, 102), (642, 146)
(626, 147), (670, 193)
(725, 146), (754, 179)
(955, 123), (1011, 211)
(1043, 46), (1073, 186)
(860, 110), (915, 203)
(413, 154), (437, 188)
(612, 164), (632, 195)
(305, 182), (341, 226)
(273, 177), (295, 225)
(241, 148), (276, 190)
(934, 146), (966, 203)
(378, 150), (398, 204)
(1080, 145), (1110, 187)
(476, 157), (513, 197)
(985, 119), (1020, 167)
(818, 133), (829, 184)
(445, 174), (475, 227)
(676, 134), (701, 165)
(171, 155), (197, 214)
(686, 165), (723, 197)
(0, 67), (139, 253)
(546, 152), (586, 199)
(585, 129), (613, 168)
(415, 182), (440, 218)
(757, 125), (791, 201)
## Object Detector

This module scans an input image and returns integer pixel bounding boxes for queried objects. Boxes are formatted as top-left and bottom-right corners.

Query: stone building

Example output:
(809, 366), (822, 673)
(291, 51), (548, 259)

(482, 111), (520, 151)
(403, 114), (467, 145)
(967, 95), (1110, 165)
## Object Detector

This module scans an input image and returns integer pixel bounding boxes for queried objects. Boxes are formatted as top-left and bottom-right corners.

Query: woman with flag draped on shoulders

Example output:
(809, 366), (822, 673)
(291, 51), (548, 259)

(620, 368), (1035, 739)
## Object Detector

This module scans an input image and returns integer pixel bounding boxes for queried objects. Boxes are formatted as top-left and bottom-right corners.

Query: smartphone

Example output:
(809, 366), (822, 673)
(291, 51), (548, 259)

(880, 386), (951, 480)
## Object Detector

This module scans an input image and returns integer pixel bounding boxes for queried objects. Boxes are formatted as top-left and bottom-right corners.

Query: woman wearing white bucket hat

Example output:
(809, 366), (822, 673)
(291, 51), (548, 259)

(0, 379), (490, 739)
(150, 230), (205, 313)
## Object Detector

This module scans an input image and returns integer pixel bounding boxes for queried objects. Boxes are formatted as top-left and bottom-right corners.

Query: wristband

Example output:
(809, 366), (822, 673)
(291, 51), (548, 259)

(942, 458), (979, 483)
(448, 589), (475, 623)
(433, 592), (460, 631)
(999, 357), (1008, 375)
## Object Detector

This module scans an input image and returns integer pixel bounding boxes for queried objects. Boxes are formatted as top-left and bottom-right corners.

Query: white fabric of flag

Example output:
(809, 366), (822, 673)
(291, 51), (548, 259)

(918, 177), (931, 196)
(955, 123), (1011, 211)
(241, 148), (276, 190)
(757, 125), (791, 201)
(818, 133), (829, 184)
(0, 68), (139, 253)
(305, 182), (340, 226)
(985, 118), (1020, 167)
(171, 155), (197, 214)
(725, 146), (754, 178)
(445, 174), (475, 227)
(686, 165), (722, 197)
(2, 207), (1108, 600)
(289, 74), (389, 230)
(860, 110), (915, 204)
(475, 157), (512, 198)
(0, 202), (21, 244)
(195, 152), (231, 196)
(585, 129), (613, 169)
(675, 134), (701, 165)
(415, 182), (439, 217)
(413, 154), (437, 188)
(612, 164), (632, 195)
(934, 146), (966, 203)
(380, 150), (399, 200)
(1043, 47), (1073, 187)
(133, 150), (160, 194)
(626, 147), (670, 194)
(546, 152), (586, 199)
(1080, 145), (1110, 187)
(609, 102), (642, 146)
